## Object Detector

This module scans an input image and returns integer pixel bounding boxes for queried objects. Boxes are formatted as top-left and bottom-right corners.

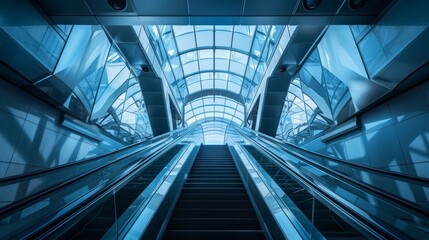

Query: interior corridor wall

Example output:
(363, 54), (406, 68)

(302, 80), (429, 180)
(0, 78), (124, 179)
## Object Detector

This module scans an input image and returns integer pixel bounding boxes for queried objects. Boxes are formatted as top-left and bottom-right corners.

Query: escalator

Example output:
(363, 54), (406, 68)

(163, 145), (265, 240)
(244, 145), (364, 239)
(2, 123), (428, 239)
(59, 145), (185, 239)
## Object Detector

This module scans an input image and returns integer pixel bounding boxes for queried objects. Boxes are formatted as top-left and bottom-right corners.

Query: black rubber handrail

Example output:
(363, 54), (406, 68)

(0, 126), (197, 219)
(244, 141), (397, 239)
(238, 127), (429, 217)
(237, 128), (429, 238)
(245, 128), (429, 185)
(0, 127), (187, 185)
(25, 133), (194, 239)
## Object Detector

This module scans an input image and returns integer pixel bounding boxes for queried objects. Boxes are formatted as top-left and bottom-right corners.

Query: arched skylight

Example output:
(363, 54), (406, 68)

(184, 95), (244, 126)
(201, 121), (229, 145)
(138, 24), (287, 142)
(144, 25), (284, 106)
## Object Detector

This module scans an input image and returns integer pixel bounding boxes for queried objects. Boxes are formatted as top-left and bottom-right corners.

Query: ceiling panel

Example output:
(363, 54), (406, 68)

(34, 0), (396, 25)
(189, 16), (241, 25)
(244, 0), (297, 16)
(338, 0), (393, 16)
(132, 0), (188, 15)
(36, 0), (91, 15)
(188, 0), (243, 16)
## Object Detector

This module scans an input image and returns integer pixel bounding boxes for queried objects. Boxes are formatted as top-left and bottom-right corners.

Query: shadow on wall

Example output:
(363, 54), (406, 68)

(0, 78), (122, 206)
(302, 80), (429, 209)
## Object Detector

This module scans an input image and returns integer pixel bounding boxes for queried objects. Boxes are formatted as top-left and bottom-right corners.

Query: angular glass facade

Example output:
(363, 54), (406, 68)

(3, 21), (426, 146)
(92, 47), (153, 142)
(1, 25), (153, 143)
(276, 25), (427, 145)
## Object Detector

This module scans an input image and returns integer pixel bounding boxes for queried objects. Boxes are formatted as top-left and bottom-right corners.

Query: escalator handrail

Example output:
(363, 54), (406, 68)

(241, 140), (392, 239)
(236, 127), (429, 217)
(0, 127), (188, 186)
(0, 125), (198, 219)
(236, 128), (429, 238)
(33, 135), (197, 240)
(230, 143), (324, 240)
(242, 127), (429, 186)
(116, 140), (201, 239)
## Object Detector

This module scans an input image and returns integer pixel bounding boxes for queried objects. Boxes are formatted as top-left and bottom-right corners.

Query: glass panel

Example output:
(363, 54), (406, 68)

(92, 46), (153, 143)
(215, 31), (232, 47)
(36, 25), (110, 121)
(175, 32), (196, 52)
(141, 24), (284, 110)
(358, 25), (425, 78)
(2, 25), (65, 72)
(184, 95), (244, 126)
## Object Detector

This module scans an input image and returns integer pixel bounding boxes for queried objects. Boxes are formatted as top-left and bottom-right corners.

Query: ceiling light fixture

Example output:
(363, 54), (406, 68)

(349, 0), (368, 9)
(107, 0), (127, 11)
(142, 65), (150, 73)
(303, 0), (323, 11)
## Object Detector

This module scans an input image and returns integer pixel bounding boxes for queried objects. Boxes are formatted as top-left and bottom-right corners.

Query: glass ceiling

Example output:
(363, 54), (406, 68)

(143, 25), (284, 123)
(185, 95), (244, 126)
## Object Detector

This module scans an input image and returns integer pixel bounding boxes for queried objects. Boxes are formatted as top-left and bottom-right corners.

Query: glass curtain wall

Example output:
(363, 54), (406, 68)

(91, 47), (153, 143)
(277, 25), (427, 145)
(2, 25), (153, 144)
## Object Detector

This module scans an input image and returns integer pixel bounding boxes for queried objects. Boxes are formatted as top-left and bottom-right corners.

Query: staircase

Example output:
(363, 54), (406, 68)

(163, 145), (266, 240)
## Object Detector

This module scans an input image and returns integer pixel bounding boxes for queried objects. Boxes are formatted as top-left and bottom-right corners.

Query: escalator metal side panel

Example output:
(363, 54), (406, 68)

(127, 144), (200, 240)
(241, 143), (415, 239)
(228, 144), (313, 240)
(45, 145), (185, 240)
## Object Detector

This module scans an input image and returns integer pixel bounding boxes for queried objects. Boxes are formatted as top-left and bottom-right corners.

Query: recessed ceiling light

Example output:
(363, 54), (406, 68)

(107, 0), (127, 11)
(303, 0), (323, 11)
(349, 0), (368, 9)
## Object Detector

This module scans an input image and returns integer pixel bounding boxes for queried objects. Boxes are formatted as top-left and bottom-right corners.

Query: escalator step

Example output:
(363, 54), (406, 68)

(163, 145), (265, 240)
(174, 200), (253, 209)
(181, 187), (247, 194)
(171, 208), (258, 218)
(163, 230), (265, 240)
(168, 218), (261, 230)
(179, 193), (250, 201)
(184, 183), (245, 188)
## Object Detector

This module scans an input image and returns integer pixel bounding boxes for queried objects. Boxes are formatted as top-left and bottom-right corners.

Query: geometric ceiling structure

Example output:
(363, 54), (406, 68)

(143, 25), (285, 125)
(141, 25), (288, 143)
